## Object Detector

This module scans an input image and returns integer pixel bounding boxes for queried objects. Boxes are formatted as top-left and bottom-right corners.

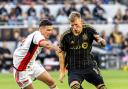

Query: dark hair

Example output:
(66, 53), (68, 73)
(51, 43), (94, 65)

(39, 19), (52, 27)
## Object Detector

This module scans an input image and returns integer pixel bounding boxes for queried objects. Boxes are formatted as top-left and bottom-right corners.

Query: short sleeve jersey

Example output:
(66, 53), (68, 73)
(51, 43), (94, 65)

(60, 24), (98, 69)
(13, 31), (45, 71)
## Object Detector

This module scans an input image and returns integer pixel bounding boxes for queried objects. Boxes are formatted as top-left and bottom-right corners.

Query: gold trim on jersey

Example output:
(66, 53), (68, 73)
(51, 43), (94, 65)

(60, 29), (71, 42)
(83, 24), (94, 29)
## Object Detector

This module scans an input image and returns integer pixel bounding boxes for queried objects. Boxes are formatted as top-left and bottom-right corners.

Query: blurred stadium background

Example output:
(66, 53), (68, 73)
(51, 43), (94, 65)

(0, 0), (128, 89)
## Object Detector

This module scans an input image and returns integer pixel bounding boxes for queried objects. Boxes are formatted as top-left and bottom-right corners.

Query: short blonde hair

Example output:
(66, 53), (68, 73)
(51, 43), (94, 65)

(69, 11), (81, 22)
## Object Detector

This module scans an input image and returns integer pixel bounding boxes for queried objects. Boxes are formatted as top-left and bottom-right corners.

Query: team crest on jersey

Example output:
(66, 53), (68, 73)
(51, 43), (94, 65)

(83, 33), (88, 41)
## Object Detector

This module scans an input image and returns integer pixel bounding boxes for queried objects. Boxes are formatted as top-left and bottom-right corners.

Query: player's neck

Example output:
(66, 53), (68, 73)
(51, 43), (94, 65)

(72, 29), (82, 36)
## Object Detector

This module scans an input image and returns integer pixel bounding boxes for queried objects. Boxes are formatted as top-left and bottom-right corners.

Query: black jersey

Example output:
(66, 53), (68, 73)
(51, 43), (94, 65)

(60, 24), (98, 70)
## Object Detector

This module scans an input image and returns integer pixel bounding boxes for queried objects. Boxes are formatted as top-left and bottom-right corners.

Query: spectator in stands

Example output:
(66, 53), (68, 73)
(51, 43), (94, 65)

(0, 41), (12, 73)
(27, 2), (36, 17)
(28, 27), (35, 34)
(80, 0), (90, 16)
(80, 0), (93, 23)
(23, 27), (35, 36)
(13, 30), (22, 48)
(40, 1), (55, 23)
(113, 8), (123, 24)
(40, 11), (47, 19)
(0, 2), (8, 25)
(110, 25), (124, 46)
(0, 2), (8, 16)
(14, 3), (24, 25)
(15, 3), (22, 17)
(41, 1), (50, 17)
(122, 8), (128, 23)
(121, 33), (128, 64)
(100, 30), (113, 51)
(122, 34), (128, 54)
(8, 6), (23, 25)
(22, 12), (28, 25)
(8, 13), (18, 25)
(27, 2), (39, 25)
(67, 1), (78, 16)
(47, 15), (56, 24)
(61, 0), (70, 16)
(93, 0), (107, 23)
(101, 30), (108, 40)
(56, 9), (68, 24)
(105, 37), (113, 51)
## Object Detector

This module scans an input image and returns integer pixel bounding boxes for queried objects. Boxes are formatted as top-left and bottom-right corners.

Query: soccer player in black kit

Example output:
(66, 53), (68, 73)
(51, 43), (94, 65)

(57, 12), (107, 89)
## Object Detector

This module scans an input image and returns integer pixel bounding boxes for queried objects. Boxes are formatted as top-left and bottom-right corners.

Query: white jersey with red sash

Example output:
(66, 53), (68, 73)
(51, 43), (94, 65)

(13, 31), (45, 71)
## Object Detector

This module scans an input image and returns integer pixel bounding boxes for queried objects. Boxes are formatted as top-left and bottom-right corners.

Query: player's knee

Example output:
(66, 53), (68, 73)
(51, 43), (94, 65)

(49, 83), (58, 89)
(97, 84), (107, 89)
(47, 79), (55, 86)
(70, 81), (81, 89)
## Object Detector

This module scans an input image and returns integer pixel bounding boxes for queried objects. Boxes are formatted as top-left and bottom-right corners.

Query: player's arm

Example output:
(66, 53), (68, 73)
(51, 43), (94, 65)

(56, 50), (65, 72)
(39, 40), (60, 51)
(56, 50), (66, 83)
(94, 34), (106, 47)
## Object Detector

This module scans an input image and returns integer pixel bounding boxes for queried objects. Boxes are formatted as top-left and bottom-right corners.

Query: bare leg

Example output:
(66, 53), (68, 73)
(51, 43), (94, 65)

(36, 71), (58, 89)
(23, 84), (34, 89)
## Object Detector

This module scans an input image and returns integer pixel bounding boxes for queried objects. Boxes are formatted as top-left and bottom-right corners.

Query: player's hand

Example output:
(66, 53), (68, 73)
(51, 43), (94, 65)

(59, 69), (65, 83)
(53, 46), (61, 52)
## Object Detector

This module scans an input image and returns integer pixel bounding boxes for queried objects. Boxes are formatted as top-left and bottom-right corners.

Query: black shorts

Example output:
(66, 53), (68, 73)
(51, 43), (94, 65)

(68, 67), (104, 87)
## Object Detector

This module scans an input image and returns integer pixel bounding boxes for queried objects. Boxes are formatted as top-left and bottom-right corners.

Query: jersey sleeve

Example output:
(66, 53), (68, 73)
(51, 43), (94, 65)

(89, 26), (100, 41)
(85, 25), (99, 41)
(33, 32), (45, 45)
(84, 25), (98, 35)
(89, 26), (98, 35)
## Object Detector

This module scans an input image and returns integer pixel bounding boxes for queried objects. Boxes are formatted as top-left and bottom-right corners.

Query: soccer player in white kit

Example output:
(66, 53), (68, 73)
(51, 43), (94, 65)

(13, 20), (59, 89)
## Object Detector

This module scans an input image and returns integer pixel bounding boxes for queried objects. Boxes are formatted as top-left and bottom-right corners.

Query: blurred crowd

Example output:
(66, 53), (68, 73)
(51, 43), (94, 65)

(0, 0), (123, 5)
(0, 0), (128, 25)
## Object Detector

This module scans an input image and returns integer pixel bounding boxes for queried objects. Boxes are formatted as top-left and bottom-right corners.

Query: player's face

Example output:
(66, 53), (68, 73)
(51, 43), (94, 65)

(40, 26), (53, 38)
(70, 18), (83, 36)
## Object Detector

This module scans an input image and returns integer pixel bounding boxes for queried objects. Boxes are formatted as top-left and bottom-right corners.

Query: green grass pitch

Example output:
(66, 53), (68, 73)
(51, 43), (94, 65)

(0, 70), (128, 89)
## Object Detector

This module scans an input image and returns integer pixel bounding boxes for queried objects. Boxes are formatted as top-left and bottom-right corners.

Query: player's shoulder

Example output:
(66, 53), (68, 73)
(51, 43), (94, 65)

(34, 31), (41, 34)
(60, 29), (71, 41)
(83, 24), (95, 30)
(32, 31), (43, 37)
(61, 29), (71, 37)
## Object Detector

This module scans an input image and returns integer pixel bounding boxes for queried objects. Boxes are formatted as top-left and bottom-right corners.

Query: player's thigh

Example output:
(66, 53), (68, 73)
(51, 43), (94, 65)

(13, 69), (33, 89)
(36, 70), (55, 86)
(33, 62), (55, 86)
(68, 71), (84, 89)
(85, 67), (105, 87)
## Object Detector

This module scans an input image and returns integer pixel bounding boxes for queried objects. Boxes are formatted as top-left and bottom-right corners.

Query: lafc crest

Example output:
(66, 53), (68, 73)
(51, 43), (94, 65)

(82, 33), (88, 41)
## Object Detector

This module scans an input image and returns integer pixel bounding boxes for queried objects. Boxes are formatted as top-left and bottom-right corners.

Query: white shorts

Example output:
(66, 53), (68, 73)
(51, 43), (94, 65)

(13, 61), (46, 89)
